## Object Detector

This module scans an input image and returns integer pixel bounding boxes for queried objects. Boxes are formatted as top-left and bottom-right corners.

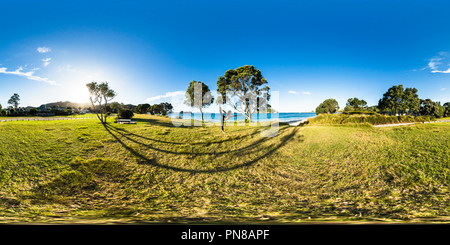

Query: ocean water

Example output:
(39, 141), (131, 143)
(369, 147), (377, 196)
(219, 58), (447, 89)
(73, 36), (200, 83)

(168, 112), (317, 123)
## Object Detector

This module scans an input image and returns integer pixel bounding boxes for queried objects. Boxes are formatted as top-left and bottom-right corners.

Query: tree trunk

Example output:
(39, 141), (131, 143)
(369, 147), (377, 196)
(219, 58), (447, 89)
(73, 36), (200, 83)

(90, 99), (102, 123)
(200, 107), (204, 122)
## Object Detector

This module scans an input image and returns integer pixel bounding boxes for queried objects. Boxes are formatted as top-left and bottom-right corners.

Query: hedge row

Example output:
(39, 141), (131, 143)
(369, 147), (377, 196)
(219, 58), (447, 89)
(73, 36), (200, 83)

(342, 111), (380, 115)
(309, 114), (436, 126)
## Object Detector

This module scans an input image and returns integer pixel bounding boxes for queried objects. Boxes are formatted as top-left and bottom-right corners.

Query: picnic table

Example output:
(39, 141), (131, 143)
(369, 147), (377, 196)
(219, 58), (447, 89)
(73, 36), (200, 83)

(117, 119), (136, 124)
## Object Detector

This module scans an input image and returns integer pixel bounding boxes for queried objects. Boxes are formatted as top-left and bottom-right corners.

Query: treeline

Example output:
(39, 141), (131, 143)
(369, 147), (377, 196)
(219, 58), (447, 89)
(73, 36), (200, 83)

(316, 85), (450, 118)
(134, 102), (173, 116)
(308, 113), (437, 126)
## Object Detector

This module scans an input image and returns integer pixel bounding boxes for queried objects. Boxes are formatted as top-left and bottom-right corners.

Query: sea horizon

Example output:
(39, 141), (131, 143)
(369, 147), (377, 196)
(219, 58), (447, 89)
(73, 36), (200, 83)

(168, 112), (317, 123)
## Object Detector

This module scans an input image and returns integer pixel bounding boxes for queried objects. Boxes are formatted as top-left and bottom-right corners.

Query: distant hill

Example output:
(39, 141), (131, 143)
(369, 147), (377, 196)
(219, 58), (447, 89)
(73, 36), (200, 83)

(39, 101), (136, 109)
(41, 101), (92, 109)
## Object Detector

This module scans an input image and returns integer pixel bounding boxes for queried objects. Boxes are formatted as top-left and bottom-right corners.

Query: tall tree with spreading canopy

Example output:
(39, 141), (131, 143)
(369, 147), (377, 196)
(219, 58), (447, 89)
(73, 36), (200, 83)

(8, 93), (20, 110)
(346, 97), (367, 111)
(136, 103), (151, 114)
(184, 80), (214, 122)
(86, 81), (117, 124)
(315, 98), (339, 115)
(216, 65), (270, 122)
(444, 102), (450, 117)
(378, 85), (420, 115)
(420, 99), (444, 118)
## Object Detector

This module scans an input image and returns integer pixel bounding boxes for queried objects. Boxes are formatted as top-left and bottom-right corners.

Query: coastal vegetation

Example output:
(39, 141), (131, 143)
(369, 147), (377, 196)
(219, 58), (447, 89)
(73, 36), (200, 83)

(216, 65), (270, 122)
(2, 114), (450, 223)
(308, 113), (437, 126)
(184, 80), (214, 122)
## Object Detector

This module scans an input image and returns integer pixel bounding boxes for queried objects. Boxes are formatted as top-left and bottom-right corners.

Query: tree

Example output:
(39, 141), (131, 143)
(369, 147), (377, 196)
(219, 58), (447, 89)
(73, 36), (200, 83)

(184, 80), (214, 122)
(367, 105), (380, 113)
(346, 98), (367, 111)
(136, 103), (151, 114)
(403, 87), (421, 115)
(86, 81), (117, 124)
(29, 108), (38, 115)
(444, 102), (450, 117)
(420, 99), (444, 118)
(377, 85), (420, 115)
(316, 99), (339, 115)
(216, 65), (270, 122)
(8, 93), (20, 110)
(109, 102), (120, 113)
(159, 102), (173, 115)
(343, 105), (354, 112)
(148, 102), (173, 116)
(119, 109), (134, 119)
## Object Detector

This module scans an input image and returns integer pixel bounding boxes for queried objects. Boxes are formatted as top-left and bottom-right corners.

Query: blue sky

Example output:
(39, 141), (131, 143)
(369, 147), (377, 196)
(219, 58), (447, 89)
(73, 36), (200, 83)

(1, 0), (450, 112)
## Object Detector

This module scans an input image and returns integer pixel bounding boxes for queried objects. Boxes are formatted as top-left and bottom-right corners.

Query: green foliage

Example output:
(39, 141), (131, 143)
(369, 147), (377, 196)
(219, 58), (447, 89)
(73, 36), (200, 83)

(420, 99), (444, 118)
(378, 85), (420, 115)
(7, 93), (20, 110)
(29, 108), (38, 115)
(343, 105), (354, 112)
(216, 65), (270, 121)
(342, 111), (380, 115)
(309, 113), (435, 126)
(119, 109), (134, 119)
(86, 81), (117, 124)
(315, 98), (339, 115)
(184, 80), (214, 121)
(444, 102), (450, 117)
(135, 103), (151, 114)
(148, 102), (173, 116)
(346, 97), (367, 110)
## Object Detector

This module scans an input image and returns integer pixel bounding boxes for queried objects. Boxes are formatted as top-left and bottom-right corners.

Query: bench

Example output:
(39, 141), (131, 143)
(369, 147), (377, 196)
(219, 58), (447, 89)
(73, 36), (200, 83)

(117, 119), (136, 124)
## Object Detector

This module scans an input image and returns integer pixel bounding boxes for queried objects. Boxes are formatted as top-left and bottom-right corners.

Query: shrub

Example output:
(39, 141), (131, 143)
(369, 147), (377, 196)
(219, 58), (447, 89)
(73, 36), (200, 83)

(309, 113), (437, 126)
(119, 109), (134, 119)
(343, 111), (380, 116)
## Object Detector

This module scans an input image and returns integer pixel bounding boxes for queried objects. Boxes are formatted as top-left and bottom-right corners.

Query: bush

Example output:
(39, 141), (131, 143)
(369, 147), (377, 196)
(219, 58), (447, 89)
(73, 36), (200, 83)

(310, 114), (436, 126)
(342, 111), (380, 116)
(119, 109), (134, 119)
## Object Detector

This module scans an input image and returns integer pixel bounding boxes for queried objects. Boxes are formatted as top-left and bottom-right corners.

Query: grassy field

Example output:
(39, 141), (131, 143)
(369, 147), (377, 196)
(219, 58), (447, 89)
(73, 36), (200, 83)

(1, 114), (450, 223)
(0, 113), (101, 120)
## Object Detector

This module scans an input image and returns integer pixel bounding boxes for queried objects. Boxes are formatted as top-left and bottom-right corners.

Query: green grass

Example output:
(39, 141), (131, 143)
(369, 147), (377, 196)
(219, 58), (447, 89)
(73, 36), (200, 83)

(0, 113), (101, 120)
(309, 113), (436, 126)
(1, 114), (450, 223)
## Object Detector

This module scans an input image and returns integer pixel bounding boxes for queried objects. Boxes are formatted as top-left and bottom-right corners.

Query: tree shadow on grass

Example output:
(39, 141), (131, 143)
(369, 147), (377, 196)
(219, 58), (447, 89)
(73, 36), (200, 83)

(106, 124), (261, 145)
(105, 125), (270, 155)
(103, 124), (301, 173)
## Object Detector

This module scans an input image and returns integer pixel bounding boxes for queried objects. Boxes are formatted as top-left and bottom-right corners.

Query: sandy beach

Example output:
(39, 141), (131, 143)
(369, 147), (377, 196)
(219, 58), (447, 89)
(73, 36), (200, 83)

(287, 119), (308, 126)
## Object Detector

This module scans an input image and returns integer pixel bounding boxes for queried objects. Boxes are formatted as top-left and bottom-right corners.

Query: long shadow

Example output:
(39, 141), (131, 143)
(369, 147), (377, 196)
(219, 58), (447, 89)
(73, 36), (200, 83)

(105, 123), (290, 156)
(134, 117), (194, 128)
(103, 124), (301, 173)
(105, 123), (262, 145)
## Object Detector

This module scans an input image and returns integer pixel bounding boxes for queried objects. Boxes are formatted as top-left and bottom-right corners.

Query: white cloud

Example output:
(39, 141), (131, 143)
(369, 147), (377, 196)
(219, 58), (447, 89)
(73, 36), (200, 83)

(42, 58), (51, 67)
(423, 52), (450, 73)
(146, 91), (184, 102)
(431, 68), (450, 74)
(442, 88), (446, 90)
(37, 47), (51, 53)
(288, 90), (298, 94)
(302, 91), (310, 95)
(0, 66), (58, 85)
